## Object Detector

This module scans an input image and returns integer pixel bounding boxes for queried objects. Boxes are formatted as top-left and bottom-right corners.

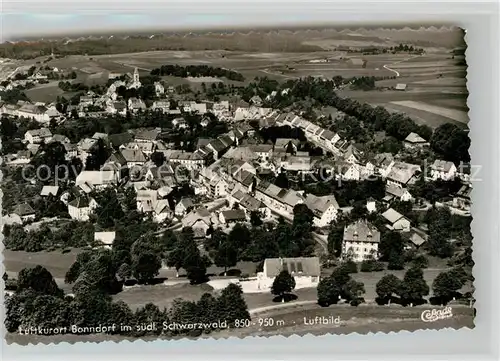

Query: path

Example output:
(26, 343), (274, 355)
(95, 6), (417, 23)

(382, 55), (422, 77)
(249, 300), (316, 315)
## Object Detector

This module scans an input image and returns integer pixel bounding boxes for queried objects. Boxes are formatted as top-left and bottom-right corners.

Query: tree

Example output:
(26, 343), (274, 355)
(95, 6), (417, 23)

(93, 188), (125, 229)
(130, 239), (162, 283)
(317, 276), (341, 307)
(275, 172), (289, 189)
(85, 138), (110, 170)
(150, 152), (166, 167)
(214, 240), (239, 276)
(216, 284), (250, 326)
(432, 268), (467, 305)
(379, 231), (405, 266)
(17, 266), (63, 297)
(398, 266), (430, 306)
(250, 210), (263, 227)
(117, 263), (132, 281)
(134, 303), (164, 336)
(376, 274), (401, 305)
(271, 270), (296, 302)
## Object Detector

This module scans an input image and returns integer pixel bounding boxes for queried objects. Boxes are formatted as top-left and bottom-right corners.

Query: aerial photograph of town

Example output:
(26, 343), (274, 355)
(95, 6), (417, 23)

(0, 23), (474, 344)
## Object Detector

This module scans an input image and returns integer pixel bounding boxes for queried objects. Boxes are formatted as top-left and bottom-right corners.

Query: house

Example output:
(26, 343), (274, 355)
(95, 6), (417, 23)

(106, 101), (127, 116)
(249, 95), (263, 106)
(175, 197), (195, 216)
(182, 207), (213, 238)
(228, 190), (270, 218)
(342, 144), (362, 164)
(257, 257), (321, 291)
(386, 162), (421, 187)
(24, 128), (52, 144)
(64, 143), (78, 160)
(121, 149), (147, 168)
(342, 220), (381, 262)
(94, 231), (116, 249)
(13, 203), (36, 222)
(373, 153), (395, 178)
(49, 134), (71, 144)
(430, 159), (457, 181)
(128, 97), (146, 113)
(108, 132), (134, 148)
(136, 190), (158, 213)
(40, 185), (60, 197)
(68, 197), (98, 221)
(255, 180), (304, 215)
(334, 161), (361, 181)
(75, 170), (120, 193)
(280, 155), (312, 173)
(153, 199), (173, 223)
(1, 214), (22, 232)
(403, 229), (428, 248)
(172, 117), (188, 129)
(453, 184), (472, 211)
(134, 128), (161, 143)
(163, 150), (210, 170)
(318, 130), (340, 148)
(381, 208), (411, 232)
(154, 82), (165, 97)
(385, 183), (413, 202)
(206, 139), (230, 160)
(77, 138), (98, 163)
(151, 100), (170, 113)
(403, 132), (429, 149)
(219, 209), (247, 224)
(395, 83), (407, 91)
(17, 103), (49, 123)
(275, 138), (299, 153)
(304, 194), (339, 228)
(366, 198), (377, 213)
(123, 141), (155, 157)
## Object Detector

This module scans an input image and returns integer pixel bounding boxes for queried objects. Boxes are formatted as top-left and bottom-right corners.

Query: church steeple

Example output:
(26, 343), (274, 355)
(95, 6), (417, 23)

(133, 67), (140, 83)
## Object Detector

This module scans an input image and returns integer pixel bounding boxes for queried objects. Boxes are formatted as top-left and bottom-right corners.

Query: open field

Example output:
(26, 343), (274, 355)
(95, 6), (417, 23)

(3, 249), (83, 279)
(390, 100), (469, 123)
(374, 101), (468, 129)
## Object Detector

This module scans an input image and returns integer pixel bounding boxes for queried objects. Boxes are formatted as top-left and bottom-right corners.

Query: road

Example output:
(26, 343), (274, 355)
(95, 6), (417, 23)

(249, 300), (316, 315)
(382, 55), (422, 78)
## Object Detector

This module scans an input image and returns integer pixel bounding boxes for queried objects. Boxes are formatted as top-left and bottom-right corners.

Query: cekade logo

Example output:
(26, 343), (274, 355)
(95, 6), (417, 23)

(420, 307), (453, 323)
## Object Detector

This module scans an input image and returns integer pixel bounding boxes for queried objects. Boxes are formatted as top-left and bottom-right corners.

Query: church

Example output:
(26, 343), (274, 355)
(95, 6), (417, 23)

(127, 67), (142, 89)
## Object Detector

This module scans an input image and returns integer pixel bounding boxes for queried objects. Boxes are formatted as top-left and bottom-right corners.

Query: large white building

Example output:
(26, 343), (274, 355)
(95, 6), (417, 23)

(256, 257), (321, 291)
(342, 220), (381, 262)
(68, 197), (98, 221)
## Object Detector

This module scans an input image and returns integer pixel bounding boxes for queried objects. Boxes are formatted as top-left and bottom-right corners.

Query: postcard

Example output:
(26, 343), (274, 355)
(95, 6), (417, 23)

(0, 21), (474, 344)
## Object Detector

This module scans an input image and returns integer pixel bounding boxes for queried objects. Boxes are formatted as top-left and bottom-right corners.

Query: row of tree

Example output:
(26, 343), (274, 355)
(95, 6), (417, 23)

(150, 64), (245, 82)
(5, 266), (250, 337)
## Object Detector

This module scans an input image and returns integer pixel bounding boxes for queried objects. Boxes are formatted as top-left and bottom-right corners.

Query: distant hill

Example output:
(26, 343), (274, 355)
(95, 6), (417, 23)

(0, 26), (465, 59)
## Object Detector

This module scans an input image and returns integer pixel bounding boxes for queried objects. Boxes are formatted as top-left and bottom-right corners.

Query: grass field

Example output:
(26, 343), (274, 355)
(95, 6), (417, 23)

(390, 100), (468, 123)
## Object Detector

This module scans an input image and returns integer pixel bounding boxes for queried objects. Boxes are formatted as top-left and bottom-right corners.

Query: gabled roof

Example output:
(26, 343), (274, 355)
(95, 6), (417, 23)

(431, 159), (456, 172)
(404, 132), (427, 144)
(221, 209), (246, 221)
(68, 197), (93, 208)
(135, 129), (161, 141)
(13, 203), (35, 216)
(40, 185), (59, 196)
(121, 149), (146, 163)
(343, 220), (380, 243)
(382, 208), (406, 224)
(26, 128), (52, 137)
(263, 257), (320, 278)
(304, 194), (339, 217)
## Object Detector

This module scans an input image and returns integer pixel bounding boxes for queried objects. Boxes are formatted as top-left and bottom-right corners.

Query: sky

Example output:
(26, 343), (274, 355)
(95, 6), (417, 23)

(0, 2), (455, 42)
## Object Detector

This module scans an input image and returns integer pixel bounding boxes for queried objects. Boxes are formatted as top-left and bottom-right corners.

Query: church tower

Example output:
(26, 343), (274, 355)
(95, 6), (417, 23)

(133, 67), (140, 84)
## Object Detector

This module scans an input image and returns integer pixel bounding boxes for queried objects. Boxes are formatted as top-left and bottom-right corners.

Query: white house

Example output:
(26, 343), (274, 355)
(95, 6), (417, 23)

(430, 159), (457, 181)
(304, 194), (339, 228)
(175, 197), (195, 216)
(342, 220), (381, 262)
(12, 203), (36, 223)
(403, 132), (429, 149)
(24, 128), (52, 144)
(17, 103), (50, 123)
(381, 208), (411, 232)
(256, 257), (321, 291)
(68, 197), (98, 221)
(94, 231), (116, 249)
